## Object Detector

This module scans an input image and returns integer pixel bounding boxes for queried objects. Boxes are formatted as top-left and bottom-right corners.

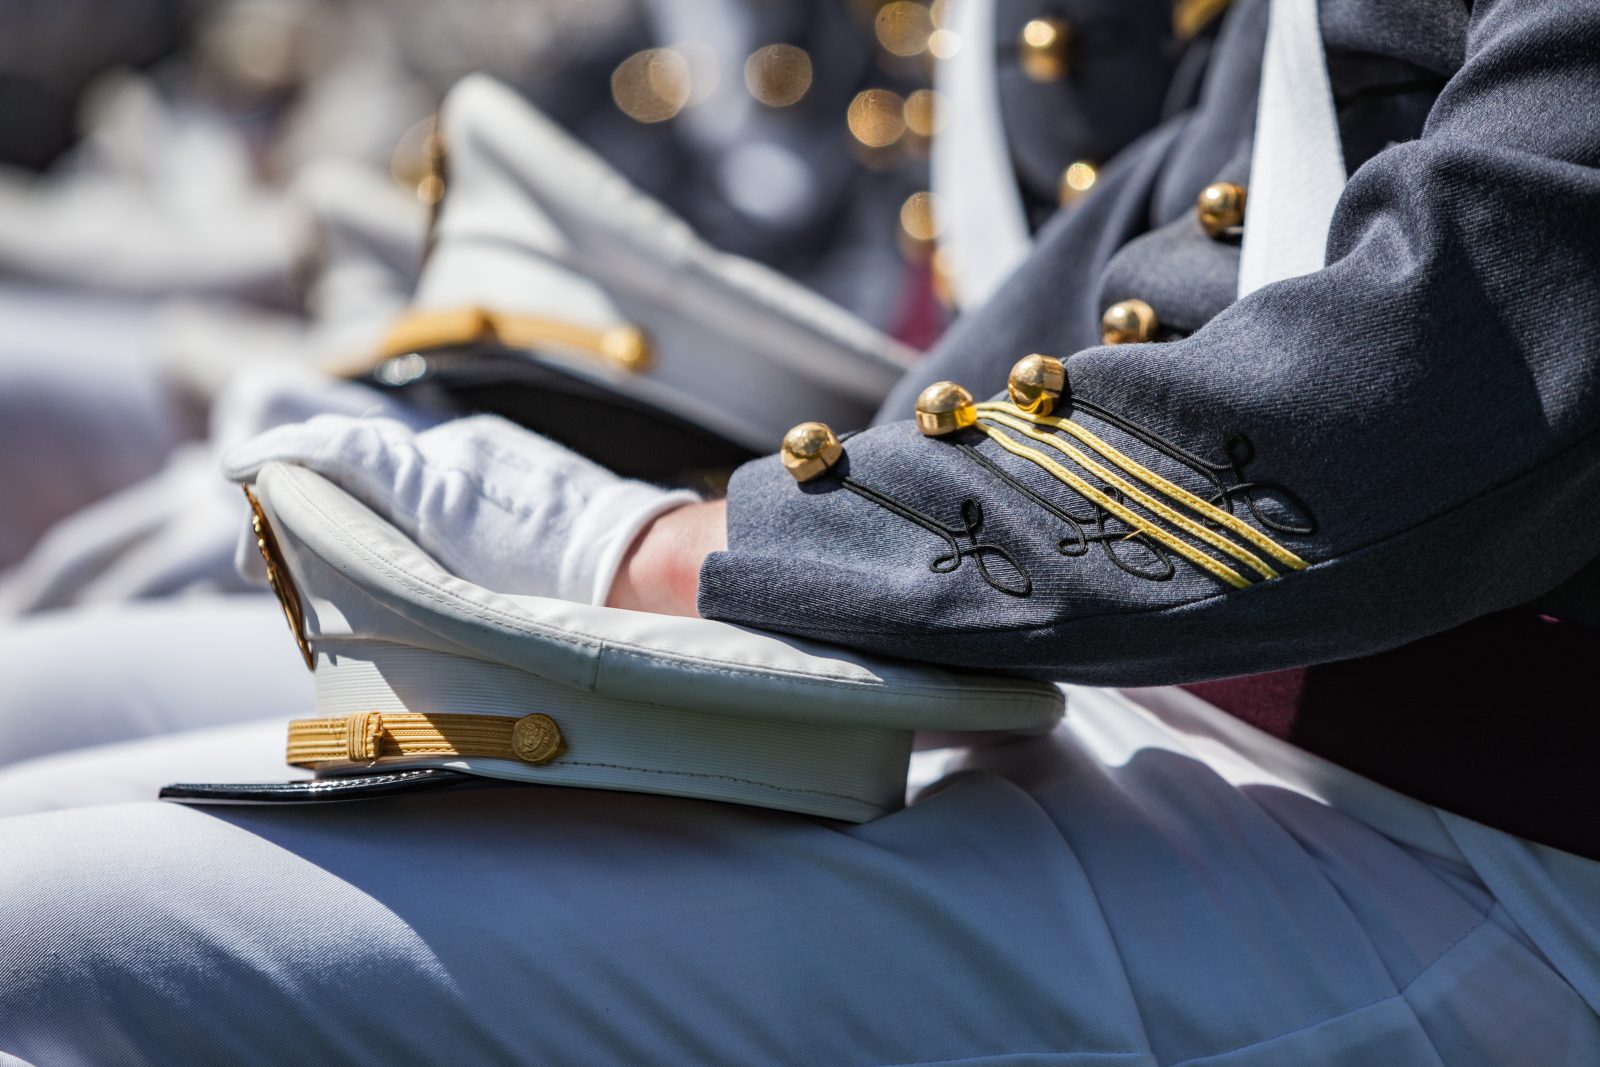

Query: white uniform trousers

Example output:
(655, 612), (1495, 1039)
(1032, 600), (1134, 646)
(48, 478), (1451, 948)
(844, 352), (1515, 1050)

(0, 597), (312, 768)
(0, 285), (179, 570)
(0, 686), (1595, 1066)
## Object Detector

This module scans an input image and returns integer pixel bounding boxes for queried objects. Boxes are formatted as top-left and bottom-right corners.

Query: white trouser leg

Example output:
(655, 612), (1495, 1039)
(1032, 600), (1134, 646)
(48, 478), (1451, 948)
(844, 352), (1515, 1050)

(0, 718), (296, 815)
(0, 596), (312, 767)
(0, 286), (178, 569)
(1, 700), (1595, 1066)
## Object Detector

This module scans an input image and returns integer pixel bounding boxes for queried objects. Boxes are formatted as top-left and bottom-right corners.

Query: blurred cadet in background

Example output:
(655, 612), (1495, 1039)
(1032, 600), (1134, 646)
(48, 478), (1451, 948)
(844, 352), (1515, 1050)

(0, 0), (933, 569)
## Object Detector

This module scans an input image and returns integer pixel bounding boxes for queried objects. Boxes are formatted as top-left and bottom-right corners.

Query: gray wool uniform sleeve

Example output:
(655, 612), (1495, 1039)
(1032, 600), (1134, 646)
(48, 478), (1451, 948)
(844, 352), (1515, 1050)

(697, 0), (1600, 685)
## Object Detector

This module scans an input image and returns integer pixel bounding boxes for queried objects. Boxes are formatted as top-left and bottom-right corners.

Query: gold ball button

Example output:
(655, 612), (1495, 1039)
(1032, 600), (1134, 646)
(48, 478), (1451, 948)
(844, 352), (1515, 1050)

(1196, 181), (1247, 238)
(511, 713), (564, 764)
(1007, 353), (1067, 416)
(1019, 18), (1072, 82)
(1058, 161), (1097, 206)
(781, 421), (844, 483)
(1101, 299), (1159, 345)
(915, 381), (977, 436)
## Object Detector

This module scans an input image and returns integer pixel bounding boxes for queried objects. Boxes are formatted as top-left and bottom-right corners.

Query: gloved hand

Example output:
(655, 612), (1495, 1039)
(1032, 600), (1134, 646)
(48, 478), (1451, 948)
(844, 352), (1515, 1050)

(222, 413), (699, 606)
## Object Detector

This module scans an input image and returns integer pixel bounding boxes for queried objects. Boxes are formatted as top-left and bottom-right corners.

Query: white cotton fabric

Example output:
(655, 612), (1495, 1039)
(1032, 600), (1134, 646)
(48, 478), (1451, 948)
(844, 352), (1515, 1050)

(0, 284), (173, 571)
(1237, 0), (1348, 297)
(223, 413), (698, 608)
(0, 683), (1595, 1064)
(0, 597), (314, 769)
(0, 718), (298, 816)
(932, 0), (1033, 310)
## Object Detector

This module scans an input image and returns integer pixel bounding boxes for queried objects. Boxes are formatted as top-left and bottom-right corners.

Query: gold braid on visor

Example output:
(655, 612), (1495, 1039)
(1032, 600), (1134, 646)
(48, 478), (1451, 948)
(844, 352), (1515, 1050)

(335, 306), (652, 379)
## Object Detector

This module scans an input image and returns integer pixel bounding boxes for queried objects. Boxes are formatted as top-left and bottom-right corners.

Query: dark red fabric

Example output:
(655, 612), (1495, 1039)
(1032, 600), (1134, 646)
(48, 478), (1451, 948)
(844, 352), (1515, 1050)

(1185, 610), (1600, 860)
(888, 259), (948, 353)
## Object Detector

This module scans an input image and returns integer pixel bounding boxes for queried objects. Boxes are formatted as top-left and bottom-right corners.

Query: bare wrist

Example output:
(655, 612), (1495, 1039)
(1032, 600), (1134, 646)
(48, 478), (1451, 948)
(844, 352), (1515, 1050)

(606, 499), (728, 616)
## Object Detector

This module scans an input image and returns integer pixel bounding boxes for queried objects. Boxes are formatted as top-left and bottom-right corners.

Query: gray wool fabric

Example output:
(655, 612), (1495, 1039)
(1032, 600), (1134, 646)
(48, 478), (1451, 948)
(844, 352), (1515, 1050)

(699, 0), (1600, 684)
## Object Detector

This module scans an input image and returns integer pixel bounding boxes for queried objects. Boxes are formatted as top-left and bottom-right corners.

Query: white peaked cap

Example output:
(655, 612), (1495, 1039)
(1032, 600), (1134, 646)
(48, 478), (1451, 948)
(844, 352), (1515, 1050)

(200, 462), (1064, 822)
(374, 74), (918, 455)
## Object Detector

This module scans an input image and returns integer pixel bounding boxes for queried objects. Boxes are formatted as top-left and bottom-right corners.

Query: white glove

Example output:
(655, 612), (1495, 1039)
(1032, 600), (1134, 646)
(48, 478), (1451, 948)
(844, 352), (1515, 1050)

(222, 414), (698, 606)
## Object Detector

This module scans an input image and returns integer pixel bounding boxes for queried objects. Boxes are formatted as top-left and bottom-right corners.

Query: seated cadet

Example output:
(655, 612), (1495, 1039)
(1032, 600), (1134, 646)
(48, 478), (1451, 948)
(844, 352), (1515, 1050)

(4, 0), (1600, 1062)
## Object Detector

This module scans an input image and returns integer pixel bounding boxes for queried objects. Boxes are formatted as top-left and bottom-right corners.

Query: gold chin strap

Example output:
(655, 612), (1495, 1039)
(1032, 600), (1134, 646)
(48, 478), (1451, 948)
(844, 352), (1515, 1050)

(287, 711), (564, 768)
(331, 306), (653, 380)
(244, 486), (315, 672)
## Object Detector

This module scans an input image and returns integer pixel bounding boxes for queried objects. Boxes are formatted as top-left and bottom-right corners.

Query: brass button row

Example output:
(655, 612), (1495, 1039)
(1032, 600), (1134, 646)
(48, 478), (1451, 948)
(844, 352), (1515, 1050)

(1060, 174), (1242, 236)
(778, 353), (1070, 479)
(914, 353), (1068, 437)
(1089, 182), (1244, 344)
(772, 186), (1250, 475)
(1059, 173), (1246, 237)
(1019, 18), (1072, 82)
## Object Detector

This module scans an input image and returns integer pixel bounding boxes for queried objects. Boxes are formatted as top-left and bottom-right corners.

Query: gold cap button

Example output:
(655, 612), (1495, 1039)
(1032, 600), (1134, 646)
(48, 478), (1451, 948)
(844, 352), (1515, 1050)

(915, 381), (978, 436)
(1101, 299), (1159, 345)
(599, 325), (653, 373)
(1196, 181), (1247, 238)
(1019, 18), (1072, 82)
(511, 713), (564, 764)
(781, 421), (844, 482)
(1007, 354), (1067, 416)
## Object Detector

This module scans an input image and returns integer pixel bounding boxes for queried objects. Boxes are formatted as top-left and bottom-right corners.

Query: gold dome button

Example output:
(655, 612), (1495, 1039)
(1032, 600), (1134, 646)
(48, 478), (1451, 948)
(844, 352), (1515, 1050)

(1058, 161), (1097, 206)
(1196, 181), (1247, 238)
(1007, 354), (1067, 416)
(1101, 299), (1159, 345)
(1019, 18), (1072, 82)
(781, 421), (844, 483)
(915, 381), (978, 436)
